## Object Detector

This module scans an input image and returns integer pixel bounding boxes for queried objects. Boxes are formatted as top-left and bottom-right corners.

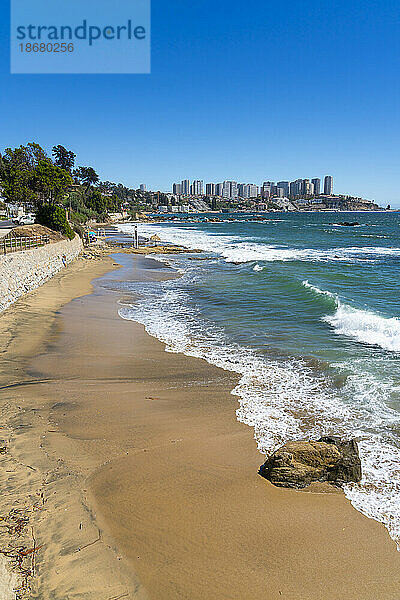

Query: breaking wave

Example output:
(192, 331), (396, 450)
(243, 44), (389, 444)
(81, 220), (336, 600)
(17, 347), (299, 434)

(301, 280), (400, 353)
(325, 305), (400, 352)
(118, 223), (400, 264)
(302, 280), (337, 301)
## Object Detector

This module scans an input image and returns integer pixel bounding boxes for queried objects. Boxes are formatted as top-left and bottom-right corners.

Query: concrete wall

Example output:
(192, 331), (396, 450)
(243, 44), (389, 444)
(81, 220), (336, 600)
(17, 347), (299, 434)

(0, 235), (83, 313)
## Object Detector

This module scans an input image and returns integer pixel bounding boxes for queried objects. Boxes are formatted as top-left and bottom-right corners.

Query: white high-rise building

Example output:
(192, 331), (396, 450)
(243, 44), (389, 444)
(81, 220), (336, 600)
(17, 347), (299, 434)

(249, 184), (259, 198)
(311, 178), (321, 195)
(302, 179), (312, 196)
(222, 181), (238, 198)
(261, 181), (274, 199)
(181, 180), (190, 195)
(191, 180), (204, 195)
(277, 181), (289, 197)
(238, 183), (258, 199)
(293, 179), (303, 196)
(222, 181), (230, 198)
(239, 183), (259, 198)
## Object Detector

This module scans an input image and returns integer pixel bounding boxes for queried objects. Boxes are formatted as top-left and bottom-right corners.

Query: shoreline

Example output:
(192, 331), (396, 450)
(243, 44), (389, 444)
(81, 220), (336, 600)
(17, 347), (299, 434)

(1, 252), (399, 598)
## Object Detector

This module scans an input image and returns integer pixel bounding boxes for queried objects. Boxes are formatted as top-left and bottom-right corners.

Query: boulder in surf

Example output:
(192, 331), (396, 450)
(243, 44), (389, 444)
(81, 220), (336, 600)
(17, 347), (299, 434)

(259, 436), (362, 488)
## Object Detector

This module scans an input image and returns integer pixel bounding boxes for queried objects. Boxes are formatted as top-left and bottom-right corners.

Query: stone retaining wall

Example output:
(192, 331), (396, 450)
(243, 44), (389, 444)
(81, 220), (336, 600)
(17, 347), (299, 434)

(0, 235), (83, 313)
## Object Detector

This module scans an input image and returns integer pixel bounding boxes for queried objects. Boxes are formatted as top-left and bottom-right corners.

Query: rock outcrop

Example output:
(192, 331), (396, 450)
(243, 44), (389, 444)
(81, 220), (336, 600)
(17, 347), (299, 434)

(259, 436), (362, 488)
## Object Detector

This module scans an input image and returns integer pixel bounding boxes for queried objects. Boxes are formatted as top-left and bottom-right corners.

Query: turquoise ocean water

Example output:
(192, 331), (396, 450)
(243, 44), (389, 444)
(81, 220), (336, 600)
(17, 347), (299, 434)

(117, 212), (400, 544)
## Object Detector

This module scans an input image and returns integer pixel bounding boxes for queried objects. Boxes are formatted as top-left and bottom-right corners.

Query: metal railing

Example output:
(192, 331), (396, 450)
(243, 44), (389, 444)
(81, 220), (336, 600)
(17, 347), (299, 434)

(95, 226), (140, 248)
(95, 228), (120, 239)
(0, 235), (50, 255)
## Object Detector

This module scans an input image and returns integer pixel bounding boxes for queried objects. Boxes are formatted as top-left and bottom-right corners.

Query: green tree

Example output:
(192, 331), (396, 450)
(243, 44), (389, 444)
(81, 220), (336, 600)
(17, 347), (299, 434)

(85, 189), (107, 214)
(52, 145), (76, 173)
(33, 159), (72, 205)
(0, 143), (75, 238)
(0, 143), (48, 205)
(74, 166), (99, 192)
(36, 204), (74, 239)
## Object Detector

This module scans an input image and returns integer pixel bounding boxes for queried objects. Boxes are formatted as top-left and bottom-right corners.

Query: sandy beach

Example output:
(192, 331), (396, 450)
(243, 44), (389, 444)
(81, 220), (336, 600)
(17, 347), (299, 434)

(1, 252), (400, 599)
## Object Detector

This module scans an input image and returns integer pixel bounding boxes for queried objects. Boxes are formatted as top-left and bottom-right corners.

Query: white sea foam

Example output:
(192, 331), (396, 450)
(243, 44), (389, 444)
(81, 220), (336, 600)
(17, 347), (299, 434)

(118, 223), (400, 264)
(253, 263), (264, 272)
(325, 305), (400, 352)
(302, 280), (400, 352)
(332, 223), (363, 227)
(118, 270), (400, 546)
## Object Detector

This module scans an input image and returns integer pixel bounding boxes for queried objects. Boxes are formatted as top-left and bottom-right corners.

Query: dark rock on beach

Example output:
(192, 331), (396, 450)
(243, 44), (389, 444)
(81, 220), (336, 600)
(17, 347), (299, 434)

(259, 436), (362, 489)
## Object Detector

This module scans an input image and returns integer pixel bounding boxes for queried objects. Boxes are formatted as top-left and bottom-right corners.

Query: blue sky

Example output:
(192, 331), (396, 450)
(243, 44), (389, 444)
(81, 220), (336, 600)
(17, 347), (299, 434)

(1, 0), (399, 205)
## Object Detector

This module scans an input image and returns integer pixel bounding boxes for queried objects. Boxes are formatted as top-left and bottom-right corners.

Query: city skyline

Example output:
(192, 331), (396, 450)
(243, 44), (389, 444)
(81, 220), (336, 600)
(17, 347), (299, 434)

(171, 176), (334, 199)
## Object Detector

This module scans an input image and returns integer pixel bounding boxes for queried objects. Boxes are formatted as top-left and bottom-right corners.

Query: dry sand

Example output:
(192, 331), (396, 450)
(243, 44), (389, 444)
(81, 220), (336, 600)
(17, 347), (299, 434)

(1, 252), (399, 599)
(0, 253), (142, 599)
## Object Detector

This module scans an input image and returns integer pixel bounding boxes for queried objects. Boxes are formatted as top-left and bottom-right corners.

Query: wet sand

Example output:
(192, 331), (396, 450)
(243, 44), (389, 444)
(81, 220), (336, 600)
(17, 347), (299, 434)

(1, 253), (400, 598)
